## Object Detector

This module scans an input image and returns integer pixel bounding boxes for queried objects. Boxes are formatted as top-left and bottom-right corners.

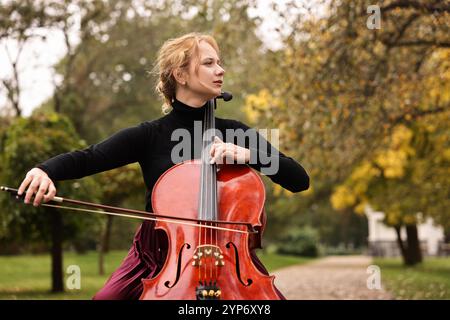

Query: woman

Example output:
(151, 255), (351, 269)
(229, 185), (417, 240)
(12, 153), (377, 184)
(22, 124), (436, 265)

(17, 32), (310, 299)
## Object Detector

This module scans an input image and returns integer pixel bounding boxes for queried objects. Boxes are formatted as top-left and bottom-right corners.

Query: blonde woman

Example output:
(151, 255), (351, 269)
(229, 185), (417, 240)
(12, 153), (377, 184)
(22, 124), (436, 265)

(17, 32), (309, 299)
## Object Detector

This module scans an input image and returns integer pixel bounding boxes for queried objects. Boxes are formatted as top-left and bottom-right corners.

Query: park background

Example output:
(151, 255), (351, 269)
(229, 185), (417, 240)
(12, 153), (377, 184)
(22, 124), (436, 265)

(0, 0), (449, 299)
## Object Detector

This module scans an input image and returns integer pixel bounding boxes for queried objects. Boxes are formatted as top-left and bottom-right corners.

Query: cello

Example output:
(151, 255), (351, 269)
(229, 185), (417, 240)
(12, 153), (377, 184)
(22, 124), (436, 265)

(139, 93), (281, 300)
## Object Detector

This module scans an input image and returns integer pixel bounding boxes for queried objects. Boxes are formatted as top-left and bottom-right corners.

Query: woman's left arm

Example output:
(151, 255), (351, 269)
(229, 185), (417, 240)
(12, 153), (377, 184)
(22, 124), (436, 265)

(210, 120), (310, 193)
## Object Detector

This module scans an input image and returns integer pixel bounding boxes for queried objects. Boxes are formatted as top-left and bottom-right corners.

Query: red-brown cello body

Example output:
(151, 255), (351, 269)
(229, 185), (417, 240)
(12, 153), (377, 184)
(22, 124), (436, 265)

(140, 161), (281, 300)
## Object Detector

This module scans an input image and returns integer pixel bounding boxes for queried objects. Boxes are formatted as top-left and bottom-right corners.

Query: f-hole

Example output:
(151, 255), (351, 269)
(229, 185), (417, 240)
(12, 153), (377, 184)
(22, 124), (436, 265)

(164, 243), (191, 288)
(226, 242), (253, 286)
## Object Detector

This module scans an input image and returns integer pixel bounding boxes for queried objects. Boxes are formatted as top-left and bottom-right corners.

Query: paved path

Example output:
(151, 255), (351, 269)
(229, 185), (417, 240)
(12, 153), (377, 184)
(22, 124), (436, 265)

(273, 255), (394, 300)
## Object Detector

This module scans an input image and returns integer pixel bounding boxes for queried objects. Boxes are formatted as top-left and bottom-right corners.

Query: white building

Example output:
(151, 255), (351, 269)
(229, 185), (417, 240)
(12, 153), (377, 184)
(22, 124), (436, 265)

(365, 206), (446, 257)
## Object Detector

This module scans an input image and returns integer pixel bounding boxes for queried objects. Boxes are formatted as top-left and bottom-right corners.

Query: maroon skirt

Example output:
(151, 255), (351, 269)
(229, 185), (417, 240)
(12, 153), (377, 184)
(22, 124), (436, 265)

(92, 221), (286, 300)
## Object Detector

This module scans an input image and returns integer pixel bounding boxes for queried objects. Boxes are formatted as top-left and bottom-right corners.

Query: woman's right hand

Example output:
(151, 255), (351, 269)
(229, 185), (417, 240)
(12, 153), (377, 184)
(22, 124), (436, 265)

(17, 168), (57, 207)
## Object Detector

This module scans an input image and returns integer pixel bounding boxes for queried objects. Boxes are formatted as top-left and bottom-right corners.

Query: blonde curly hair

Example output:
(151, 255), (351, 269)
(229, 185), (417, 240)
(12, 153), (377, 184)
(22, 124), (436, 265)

(152, 32), (220, 114)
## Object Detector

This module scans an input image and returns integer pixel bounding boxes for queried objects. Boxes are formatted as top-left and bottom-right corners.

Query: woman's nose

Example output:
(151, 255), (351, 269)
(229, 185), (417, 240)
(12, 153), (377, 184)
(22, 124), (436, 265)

(216, 65), (225, 75)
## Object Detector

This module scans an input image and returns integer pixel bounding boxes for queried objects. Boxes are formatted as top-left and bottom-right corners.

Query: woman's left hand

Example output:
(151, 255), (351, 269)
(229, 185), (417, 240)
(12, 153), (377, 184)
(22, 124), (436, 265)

(209, 136), (250, 164)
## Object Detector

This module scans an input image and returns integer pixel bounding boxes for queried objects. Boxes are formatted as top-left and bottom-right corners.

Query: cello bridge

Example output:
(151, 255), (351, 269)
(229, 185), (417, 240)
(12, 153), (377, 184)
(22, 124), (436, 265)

(192, 245), (224, 267)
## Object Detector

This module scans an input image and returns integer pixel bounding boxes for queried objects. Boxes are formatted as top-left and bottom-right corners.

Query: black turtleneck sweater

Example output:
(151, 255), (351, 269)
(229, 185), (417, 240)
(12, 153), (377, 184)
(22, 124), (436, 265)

(37, 98), (309, 213)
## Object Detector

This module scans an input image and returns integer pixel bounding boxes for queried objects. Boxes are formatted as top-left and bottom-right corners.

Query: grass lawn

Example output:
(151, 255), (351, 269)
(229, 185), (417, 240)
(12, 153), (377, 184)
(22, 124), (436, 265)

(0, 250), (313, 300)
(374, 257), (450, 299)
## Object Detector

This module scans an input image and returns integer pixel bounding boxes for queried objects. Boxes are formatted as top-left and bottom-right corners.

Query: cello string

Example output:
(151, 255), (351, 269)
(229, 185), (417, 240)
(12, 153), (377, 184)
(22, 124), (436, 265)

(208, 100), (214, 282)
(208, 100), (214, 283)
(204, 99), (211, 283)
(198, 121), (204, 280)
(198, 134), (204, 283)
(208, 100), (215, 283)
(209, 100), (214, 283)
(211, 99), (218, 282)
(199, 101), (208, 283)
(205, 101), (211, 279)
(212, 98), (218, 283)
(201, 102), (214, 285)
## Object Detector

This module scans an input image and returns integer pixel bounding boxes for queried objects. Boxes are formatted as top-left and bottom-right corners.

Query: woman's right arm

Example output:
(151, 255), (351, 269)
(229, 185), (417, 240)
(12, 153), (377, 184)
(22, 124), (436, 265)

(17, 122), (150, 206)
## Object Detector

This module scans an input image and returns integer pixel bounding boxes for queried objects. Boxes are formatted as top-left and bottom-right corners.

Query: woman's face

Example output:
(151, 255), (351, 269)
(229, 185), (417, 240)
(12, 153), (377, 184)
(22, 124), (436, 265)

(183, 41), (225, 101)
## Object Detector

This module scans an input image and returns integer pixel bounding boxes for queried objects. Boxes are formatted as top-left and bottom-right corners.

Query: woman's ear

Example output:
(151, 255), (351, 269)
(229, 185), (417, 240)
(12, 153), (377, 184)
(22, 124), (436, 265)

(173, 67), (187, 86)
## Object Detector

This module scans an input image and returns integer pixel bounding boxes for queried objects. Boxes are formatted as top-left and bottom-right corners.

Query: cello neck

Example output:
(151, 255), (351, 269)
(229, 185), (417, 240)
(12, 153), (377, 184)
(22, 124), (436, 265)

(198, 98), (218, 222)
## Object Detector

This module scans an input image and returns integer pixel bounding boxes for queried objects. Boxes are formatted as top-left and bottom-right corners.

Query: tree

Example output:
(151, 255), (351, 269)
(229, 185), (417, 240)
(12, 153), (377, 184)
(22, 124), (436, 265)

(0, 111), (101, 292)
(241, 0), (449, 260)
(331, 120), (449, 265)
(0, 0), (65, 116)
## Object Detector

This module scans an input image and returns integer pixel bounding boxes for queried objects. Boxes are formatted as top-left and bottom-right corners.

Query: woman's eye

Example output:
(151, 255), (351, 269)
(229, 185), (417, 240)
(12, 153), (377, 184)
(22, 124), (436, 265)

(204, 61), (222, 67)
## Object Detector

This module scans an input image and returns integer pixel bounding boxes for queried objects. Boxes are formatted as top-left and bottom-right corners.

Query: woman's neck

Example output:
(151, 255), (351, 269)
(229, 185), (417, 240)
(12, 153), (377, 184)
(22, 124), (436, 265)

(168, 97), (207, 126)
(175, 92), (207, 109)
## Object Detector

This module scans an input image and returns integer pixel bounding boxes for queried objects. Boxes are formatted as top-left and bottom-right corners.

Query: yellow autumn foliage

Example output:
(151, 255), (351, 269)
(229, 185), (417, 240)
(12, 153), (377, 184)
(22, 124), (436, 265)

(354, 200), (368, 215)
(386, 209), (401, 225)
(349, 161), (380, 181)
(331, 161), (379, 212)
(243, 89), (283, 124)
(403, 214), (418, 225)
(330, 185), (356, 210)
(273, 183), (282, 197)
(375, 149), (408, 178)
(443, 148), (450, 161)
(422, 50), (450, 104)
(330, 125), (419, 213)
(375, 125), (415, 178)
(272, 183), (295, 197)
(300, 183), (314, 197)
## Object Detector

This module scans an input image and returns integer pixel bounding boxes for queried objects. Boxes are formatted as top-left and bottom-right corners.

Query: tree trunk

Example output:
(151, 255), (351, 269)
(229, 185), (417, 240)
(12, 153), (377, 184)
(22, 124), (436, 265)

(98, 215), (114, 275)
(103, 215), (114, 253)
(341, 210), (350, 248)
(394, 225), (406, 255)
(405, 224), (422, 265)
(50, 208), (64, 292)
(98, 247), (104, 275)
(394, 224), (422, 266)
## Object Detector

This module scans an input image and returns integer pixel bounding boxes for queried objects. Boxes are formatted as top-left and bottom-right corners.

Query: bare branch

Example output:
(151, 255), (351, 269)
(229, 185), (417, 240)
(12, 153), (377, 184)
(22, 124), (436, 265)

(2, 41), (24, 116)
(392, 105), (448, 126)
(381, 0), (450, 14)
(381, 40), (450, 48)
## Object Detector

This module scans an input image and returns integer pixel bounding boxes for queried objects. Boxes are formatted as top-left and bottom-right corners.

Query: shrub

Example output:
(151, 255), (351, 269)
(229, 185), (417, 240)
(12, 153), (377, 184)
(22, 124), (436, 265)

(276, 226), (320, 257)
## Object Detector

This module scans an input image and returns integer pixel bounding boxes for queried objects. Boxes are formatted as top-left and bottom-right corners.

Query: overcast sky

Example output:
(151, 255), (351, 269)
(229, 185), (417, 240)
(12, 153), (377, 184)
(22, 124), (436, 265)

(0, 0), (322, 116)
